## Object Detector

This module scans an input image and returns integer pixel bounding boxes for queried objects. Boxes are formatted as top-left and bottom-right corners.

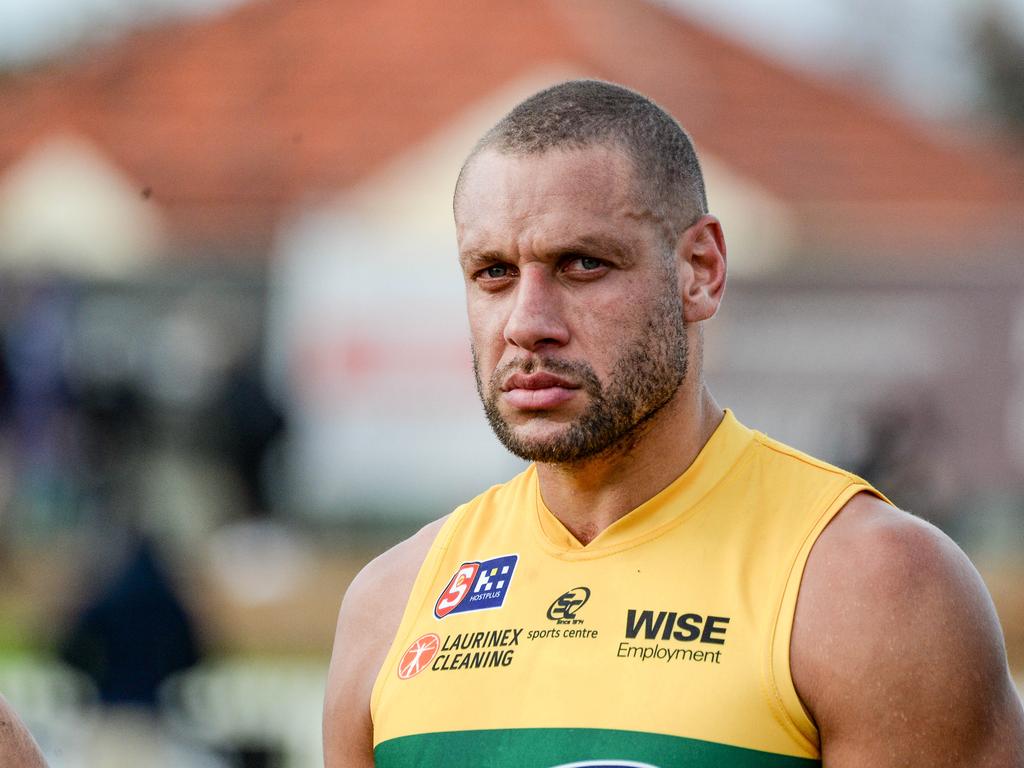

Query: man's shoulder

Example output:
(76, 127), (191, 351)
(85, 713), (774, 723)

(461, 465), (537, 510)
(0, 695), (47, 768)
(325, 514), (451, 739)
(792, 493), (1024, 763)
(344, 467), (533, 611)
(800, 493), (969, 610)
(343, 516), (450, 621)
(734, 424), (883, 515)
(748, 427), (863, 485)
(794, 492), (992, 665)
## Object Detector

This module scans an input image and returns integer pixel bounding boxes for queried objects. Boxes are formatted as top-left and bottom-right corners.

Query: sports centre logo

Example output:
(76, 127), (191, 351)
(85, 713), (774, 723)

(434, 554), (519, 619)
(546, 586), (591, 624)
(396, 633), (440, 680)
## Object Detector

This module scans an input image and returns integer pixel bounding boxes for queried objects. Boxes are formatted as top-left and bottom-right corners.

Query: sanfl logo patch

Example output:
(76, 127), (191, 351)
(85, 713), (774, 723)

(434, 554), (518, 619)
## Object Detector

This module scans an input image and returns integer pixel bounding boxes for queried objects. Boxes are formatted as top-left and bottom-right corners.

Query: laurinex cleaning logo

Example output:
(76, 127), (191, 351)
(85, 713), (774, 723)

(396, 633), (440, 680)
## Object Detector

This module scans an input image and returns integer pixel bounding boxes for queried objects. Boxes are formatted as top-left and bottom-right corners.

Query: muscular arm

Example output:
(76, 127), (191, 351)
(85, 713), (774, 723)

(792, 493), (1024, 767)
(0, 694), (47, 767)
(323, 518), (446, 768)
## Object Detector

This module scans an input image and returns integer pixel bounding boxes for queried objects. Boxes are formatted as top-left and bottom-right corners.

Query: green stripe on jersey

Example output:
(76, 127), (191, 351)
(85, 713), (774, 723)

(374, 727), (820, 767)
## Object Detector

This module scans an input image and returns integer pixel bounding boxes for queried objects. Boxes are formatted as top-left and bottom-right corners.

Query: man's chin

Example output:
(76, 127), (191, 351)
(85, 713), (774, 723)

(483, 398), (590, 462)
(501, 415), (578, 441)
(495, 423), (587, 464)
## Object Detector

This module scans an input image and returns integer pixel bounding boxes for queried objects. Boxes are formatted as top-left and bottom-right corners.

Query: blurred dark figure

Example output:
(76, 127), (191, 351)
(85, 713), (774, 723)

(59, 537), (201, 706)
(3, 279), (80, 527)
(73, 377), (148, 526)
(216, 357), (286, 517)
(0, 332), (14, 569)
(850, 397), (959, 532)
(225, 745), (283, 768)
(0, 334), (11, 424)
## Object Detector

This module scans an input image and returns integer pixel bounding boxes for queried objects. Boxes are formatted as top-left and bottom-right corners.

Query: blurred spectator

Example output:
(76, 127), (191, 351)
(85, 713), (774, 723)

(851, 397), (961, 533)
(215, 356), (286, 518)
(4, 278), (81, 529)
(58, 536), (201, 706)
(0, 328), (11, 423)
(0, 329), (14, 569)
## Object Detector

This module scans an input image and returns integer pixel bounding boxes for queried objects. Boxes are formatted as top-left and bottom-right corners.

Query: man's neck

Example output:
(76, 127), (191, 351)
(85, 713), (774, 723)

(535, 386), (723, 545)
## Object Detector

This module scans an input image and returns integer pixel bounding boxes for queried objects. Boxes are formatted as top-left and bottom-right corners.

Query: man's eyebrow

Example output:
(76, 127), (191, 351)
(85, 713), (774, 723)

(458, 234), (633, 268)
(554, 234), (625, 254)
(458, 249), (505, 268)
(551, 234), (634, 264)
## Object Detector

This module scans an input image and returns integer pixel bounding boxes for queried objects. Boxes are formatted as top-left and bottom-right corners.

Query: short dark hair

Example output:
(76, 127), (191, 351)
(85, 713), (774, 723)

(455, 80), (708, 242)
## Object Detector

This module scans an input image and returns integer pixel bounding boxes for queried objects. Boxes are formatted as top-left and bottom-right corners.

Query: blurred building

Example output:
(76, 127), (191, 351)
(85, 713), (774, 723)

(0, 0), (1022, 529)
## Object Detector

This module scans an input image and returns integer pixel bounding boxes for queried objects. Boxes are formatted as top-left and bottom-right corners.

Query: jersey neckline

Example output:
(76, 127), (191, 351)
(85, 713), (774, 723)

(530, 409), (755, 558)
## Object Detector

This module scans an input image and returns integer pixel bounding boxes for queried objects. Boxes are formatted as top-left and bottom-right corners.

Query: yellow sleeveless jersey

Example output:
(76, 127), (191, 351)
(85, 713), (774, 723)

(370, 410), (885, 767)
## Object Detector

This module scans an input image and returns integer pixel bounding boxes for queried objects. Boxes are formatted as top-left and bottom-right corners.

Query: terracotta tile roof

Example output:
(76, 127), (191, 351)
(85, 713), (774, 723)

(0, 0), (1021, 259)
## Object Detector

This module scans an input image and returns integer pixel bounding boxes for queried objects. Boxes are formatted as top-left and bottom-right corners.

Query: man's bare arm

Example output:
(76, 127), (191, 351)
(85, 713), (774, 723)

(793, 493), (1024, 766)
(323, 518), (445, 768)
(0, 694), (47, 768)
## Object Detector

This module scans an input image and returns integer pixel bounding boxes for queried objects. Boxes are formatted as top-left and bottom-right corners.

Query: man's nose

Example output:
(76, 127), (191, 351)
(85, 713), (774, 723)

(503, 266), (569, 352)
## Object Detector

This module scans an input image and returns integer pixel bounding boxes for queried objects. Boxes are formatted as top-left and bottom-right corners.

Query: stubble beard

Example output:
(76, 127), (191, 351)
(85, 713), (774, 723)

(473, 289), (689, 465)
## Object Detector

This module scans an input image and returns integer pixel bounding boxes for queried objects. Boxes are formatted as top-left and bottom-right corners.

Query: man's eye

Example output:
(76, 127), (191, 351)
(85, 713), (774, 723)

(483, 264), (510, 279)
(566, 255), (604, 272)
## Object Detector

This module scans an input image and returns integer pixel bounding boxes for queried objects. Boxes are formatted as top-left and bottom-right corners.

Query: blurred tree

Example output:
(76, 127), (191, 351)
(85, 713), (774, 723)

(972, 7), (1024, 137)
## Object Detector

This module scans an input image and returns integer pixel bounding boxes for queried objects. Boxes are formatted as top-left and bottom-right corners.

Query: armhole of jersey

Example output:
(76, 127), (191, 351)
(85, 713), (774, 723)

(369, 506), (470, 724)
(766, 479), (890, 752)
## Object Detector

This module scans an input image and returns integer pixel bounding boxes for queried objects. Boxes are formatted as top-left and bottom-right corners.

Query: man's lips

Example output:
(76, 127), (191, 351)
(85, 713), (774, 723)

(501, 372), (579, 392)
(501, 372), (580, 410)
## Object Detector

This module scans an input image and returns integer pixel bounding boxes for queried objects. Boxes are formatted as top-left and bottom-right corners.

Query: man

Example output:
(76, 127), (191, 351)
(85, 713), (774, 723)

(324, 80), (1024, 767)
(0, 694), (47, 767)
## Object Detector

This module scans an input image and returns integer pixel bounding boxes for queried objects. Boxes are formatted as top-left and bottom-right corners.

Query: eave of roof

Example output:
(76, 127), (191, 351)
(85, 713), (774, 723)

(0, 0), (1020, 258)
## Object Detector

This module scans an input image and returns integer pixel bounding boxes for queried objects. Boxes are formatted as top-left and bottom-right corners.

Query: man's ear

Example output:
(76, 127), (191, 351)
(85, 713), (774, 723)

(676, 214), (727, 323)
